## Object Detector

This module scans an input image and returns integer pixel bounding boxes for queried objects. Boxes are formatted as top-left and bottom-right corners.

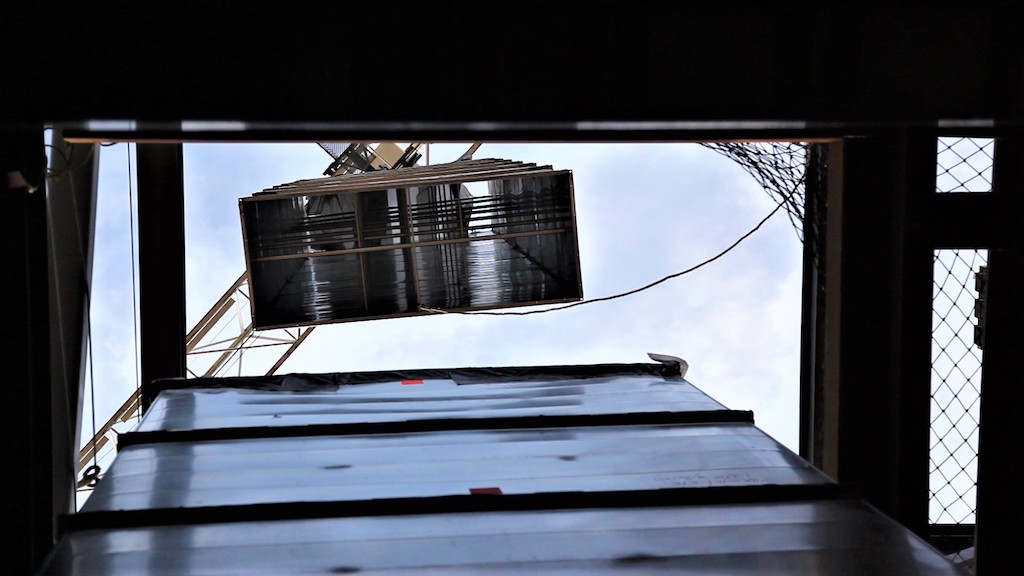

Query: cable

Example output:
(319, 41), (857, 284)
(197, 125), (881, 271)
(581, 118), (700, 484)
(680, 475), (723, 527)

(45, 143), (96, 182)
(419, 186), (797, 317)
(127, 143), (142, 417)
(701, 142), (806, 242)
(68, 143), (102, 480)
(86, 296), (99, 475)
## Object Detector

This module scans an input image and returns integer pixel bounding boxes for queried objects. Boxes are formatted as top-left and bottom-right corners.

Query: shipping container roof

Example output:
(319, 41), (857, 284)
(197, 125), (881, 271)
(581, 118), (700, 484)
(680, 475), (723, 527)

(43, 358), (966, 575)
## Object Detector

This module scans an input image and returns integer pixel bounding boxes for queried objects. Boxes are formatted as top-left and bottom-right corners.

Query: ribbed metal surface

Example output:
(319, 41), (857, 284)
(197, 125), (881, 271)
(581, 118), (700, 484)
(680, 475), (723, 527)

(135, 374), (725, 433)
(44, 500), (965, 575)
(240, 159), (582, 329)
(82, 423), (825, 512)
(42, 363), (965, 574)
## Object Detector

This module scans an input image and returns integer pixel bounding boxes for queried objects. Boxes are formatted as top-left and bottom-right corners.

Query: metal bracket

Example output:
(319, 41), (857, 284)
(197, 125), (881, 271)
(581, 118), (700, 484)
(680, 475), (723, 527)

(647, 353), (689, 378)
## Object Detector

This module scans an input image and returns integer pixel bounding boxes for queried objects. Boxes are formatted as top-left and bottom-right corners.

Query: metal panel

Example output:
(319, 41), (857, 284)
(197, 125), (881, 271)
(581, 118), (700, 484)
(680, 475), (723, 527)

(42, 364), (966, 574)
(45, 130), (99, 506)
(240, 159), (582, 329)
(83, 423), (827, 512)
(42, 500), (966, 575)
(135, 375), (726, 433)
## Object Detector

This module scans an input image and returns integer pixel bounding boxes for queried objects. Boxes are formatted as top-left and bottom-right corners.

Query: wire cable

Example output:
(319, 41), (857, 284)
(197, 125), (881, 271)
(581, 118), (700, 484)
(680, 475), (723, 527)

(419, 186), (797, 317)
(84, 294), (100, 481)
(127, 144), (142, 418)
(45, 142), (96, 182)
(69, 143), (102, 482)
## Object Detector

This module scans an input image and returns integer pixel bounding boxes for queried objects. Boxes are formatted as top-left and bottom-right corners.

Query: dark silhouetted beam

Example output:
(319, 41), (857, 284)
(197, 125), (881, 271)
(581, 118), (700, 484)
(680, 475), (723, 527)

(829, 131), (935, 538)
(0, 128), (56, 574)
(136, 144), (186, 392)
(974, 137), (1024, 576)
(3, 6), (1022, 141)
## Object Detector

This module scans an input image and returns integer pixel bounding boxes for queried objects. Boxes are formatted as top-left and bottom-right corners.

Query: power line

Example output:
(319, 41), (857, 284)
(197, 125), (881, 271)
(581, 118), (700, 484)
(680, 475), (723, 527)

(419, 185), (797, 317)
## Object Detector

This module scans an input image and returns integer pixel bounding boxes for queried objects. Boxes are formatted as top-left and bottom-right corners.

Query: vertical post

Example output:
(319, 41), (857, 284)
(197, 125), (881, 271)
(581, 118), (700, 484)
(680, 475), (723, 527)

(46, 129), (99, 509)
(974, 137), (1024, 575)
(0, 128), (54, 573)
(799, 143), (824, 462)
(819, 140), (845, 476)
(136, 144), (187, 391)
(825, 131), (934, 536)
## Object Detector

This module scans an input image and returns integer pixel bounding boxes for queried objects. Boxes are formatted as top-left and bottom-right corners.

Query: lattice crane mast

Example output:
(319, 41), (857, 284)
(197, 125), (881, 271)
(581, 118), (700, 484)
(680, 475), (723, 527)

(77, 142), (442, 487)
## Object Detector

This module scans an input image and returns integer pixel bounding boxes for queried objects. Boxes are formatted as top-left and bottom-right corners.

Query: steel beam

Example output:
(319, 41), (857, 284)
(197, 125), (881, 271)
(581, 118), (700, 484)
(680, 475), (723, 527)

(822, 131), (935, 537)
(6, 6), (1023, 141)
(137, 144), (186, 391)
(46, 129), (99, 504)
(60, 483), (856, 536)
(973, 137), (1024, 576)
(798, 143), (827, 463)
(1, 127), (96, 572)
(0, 127), (53, 574)
(118, 410), (758, 450)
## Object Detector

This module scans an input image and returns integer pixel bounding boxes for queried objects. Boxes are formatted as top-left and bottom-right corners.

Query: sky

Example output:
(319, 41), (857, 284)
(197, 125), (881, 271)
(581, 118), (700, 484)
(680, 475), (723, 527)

(81, 141), (804, 500)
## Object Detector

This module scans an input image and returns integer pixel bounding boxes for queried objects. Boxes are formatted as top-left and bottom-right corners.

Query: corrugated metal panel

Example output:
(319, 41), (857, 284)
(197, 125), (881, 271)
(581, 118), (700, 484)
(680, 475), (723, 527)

(240, 159), (582, 329)
(82, 423), (826, 512)
(43, 500), (966, 575)
(135, 374), (726, 433)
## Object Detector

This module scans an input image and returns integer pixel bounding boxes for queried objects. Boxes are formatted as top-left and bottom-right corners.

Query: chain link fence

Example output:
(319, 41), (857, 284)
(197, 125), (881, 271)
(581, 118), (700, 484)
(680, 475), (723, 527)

(930, 137), (993, 572)
(936, 137), (994, 194)
(931, 248), (985, 525)
(700, 142), (807, 241)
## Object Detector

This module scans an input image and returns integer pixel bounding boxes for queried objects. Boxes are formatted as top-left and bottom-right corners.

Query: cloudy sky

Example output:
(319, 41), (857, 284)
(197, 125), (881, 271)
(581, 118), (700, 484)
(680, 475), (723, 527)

(83, 141), (804, 490)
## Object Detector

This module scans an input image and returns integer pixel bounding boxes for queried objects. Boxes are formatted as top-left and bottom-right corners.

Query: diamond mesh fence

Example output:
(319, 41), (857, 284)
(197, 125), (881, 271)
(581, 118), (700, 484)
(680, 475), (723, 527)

(700, 142), (807, 241)
(936, 137), (994, 193)
(930, 136), (993, 573)
(931, 248), (984, 526)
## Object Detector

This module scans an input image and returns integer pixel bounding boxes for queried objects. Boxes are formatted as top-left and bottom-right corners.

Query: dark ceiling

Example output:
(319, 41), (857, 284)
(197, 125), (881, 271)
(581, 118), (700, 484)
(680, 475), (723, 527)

(5, 5), (1022, 141)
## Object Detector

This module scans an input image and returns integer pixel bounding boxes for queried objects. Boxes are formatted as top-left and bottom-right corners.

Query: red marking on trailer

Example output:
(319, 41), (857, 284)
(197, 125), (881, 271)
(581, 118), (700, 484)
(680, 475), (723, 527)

(469, 487), (503, 495)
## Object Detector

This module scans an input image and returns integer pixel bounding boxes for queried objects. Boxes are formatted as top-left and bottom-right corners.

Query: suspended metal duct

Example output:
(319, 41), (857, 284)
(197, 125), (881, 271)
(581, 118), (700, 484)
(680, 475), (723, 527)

(240, 159), (582, 329)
